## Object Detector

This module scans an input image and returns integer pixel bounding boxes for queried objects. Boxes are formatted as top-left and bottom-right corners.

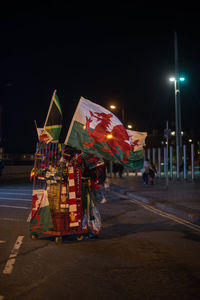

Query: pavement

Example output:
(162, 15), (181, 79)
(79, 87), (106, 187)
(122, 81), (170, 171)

(108, 174), (200, 226)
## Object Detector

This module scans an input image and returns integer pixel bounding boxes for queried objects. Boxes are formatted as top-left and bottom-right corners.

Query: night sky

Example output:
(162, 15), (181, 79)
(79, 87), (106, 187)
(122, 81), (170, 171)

(1, 4), (200, 153)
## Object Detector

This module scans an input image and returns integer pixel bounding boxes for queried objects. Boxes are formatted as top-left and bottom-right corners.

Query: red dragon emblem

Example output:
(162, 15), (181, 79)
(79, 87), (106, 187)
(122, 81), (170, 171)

(83, 111), (138, 164)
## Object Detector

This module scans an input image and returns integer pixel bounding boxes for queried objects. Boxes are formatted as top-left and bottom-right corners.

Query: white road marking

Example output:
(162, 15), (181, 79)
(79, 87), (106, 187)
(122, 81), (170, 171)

(3, 236), (24, 274)
(0, 197), (31, 201)
(0, 192), (31, 195)
(0, 189), (32, 192)
(130, 198), (200, 233)
(0, 218), (19, 221)
(0, 205), (29, 210)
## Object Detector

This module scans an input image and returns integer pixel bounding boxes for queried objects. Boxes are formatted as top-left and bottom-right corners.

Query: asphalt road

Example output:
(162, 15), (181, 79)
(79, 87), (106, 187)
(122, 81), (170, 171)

(0, 182), (200, 300)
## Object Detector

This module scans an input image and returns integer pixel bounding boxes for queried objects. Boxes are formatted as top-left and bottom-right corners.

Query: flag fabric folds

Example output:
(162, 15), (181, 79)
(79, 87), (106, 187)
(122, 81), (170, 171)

(126, 129), (147, 151)
(37, 128), (53, 144)
(30, 189), (53, 235)
(65, 96), (146, 170)
(81, 153), (105, 170)
(38, 90), (63, 143)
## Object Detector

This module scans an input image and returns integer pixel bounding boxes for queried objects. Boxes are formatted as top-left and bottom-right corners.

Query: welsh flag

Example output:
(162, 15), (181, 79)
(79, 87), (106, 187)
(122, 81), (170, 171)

(39, 90), (63, 143)
(37, 128), (53, 144)
(127, 129), (147, 151)
(81, 153), (105, 169)
(65, 97), (145, 170)
(30, 189), (53, 235)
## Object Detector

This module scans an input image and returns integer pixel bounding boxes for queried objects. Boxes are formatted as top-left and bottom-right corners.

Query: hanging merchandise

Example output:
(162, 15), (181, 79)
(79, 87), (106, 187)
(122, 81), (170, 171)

(29, 142), (102, 243)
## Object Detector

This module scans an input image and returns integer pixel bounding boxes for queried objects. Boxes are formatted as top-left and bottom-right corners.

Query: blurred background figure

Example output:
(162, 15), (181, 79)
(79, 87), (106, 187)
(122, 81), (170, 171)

(141, 158), (150, 185)
(113, 163), (118, 177)
(149, 160), (157, 185)
(118, 164), (124, 178)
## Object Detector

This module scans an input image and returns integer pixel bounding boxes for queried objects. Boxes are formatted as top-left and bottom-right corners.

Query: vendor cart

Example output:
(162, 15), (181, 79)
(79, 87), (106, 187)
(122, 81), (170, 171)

(30, 142), (101, 243)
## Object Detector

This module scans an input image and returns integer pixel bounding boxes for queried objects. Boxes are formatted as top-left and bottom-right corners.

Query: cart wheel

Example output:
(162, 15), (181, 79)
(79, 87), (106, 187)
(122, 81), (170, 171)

(76, 234), (84, 241)
(31, 234), (38, 240)
(55, 236), (62, 243)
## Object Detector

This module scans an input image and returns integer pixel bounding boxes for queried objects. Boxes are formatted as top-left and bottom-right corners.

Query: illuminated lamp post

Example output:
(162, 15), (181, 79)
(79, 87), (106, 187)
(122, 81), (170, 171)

(169, 76), (185, 151)
(110, 104), (125, 124)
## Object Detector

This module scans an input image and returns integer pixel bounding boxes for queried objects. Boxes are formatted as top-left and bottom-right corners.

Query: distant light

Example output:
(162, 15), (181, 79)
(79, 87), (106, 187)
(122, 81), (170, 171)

(110, 105), (116, 110)
(169, 77), (175, 82)
(171, 131), (176, 136)
(189, 139), (192, 143)
(82, 125), (86, 130)
(179, 77), (185, 81)
(171, 131), (183, 136)
(107, 134), (113, 139)
(127, 125), (132, 129)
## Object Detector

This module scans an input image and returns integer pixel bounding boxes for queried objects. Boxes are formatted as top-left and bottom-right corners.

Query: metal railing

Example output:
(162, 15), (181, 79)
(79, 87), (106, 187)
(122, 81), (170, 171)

(144, 144), (200, 181)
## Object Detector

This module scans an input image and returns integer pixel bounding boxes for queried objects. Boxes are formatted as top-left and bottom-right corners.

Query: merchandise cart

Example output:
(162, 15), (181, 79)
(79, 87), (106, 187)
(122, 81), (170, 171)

(30, 142), (101, 243)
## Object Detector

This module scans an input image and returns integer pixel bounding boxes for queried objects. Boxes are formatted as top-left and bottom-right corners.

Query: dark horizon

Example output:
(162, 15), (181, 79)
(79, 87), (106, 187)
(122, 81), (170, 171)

(1, 6), (200, 153)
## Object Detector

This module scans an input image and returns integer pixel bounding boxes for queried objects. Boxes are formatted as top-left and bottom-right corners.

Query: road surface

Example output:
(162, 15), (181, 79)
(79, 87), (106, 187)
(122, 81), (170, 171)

(0, 182), (200, 299)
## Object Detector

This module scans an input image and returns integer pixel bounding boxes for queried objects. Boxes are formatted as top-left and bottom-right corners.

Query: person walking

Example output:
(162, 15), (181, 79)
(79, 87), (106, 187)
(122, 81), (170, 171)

(96, 163), (107, 203)
(88, 163), (107, 204)
(113, 163), (118, 177)
(149, 161), (157, 185)
(118, 164), (124, 178)
(141, 158), (150, 185)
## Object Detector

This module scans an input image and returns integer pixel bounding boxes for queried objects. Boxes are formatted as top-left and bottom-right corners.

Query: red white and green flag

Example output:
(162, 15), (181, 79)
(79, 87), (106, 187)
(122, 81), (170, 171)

(38, 90), (63, 143)
(37, 128), (53, 144)
(65, 97), (145, 170)
(30, 189), (53, 235)
(81, 153), (105, 169)
(126, 129), (147, 151)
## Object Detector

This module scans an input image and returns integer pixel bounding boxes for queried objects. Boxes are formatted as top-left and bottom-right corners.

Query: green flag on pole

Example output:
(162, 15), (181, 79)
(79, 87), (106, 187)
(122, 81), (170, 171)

(40, 90), (63, 143)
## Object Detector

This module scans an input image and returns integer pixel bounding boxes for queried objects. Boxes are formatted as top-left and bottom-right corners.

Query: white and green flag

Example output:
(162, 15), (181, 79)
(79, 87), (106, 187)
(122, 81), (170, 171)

(30, 189), (53, 235)
(126, 129), (147, 151)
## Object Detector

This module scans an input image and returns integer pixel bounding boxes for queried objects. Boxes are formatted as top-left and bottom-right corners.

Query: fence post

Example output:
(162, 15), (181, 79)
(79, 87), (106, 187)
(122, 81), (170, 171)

(183, 144), (187, 180)
(164, 147), (166, 177)
(170, 146), (173, 179)
(158, 148), (161, 177)
(176, 145), (180, 179)
(152, 148), (156, 165)
(164, 147), (168, 186)
(191, 143), (194, 181)
(147, 148), (151, 161)
(143, 149), (146, 160)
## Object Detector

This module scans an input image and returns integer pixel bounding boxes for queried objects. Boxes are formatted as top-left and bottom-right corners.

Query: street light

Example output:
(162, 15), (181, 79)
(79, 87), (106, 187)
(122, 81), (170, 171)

(109, 104), (125, 124)
(169, 76), (185, 150)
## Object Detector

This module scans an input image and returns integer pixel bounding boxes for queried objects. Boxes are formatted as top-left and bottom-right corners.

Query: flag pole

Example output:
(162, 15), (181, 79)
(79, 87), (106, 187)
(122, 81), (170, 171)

(34, 120), (40, 140)
(64, 97), (83, 145)
(44, 90), (56, 128)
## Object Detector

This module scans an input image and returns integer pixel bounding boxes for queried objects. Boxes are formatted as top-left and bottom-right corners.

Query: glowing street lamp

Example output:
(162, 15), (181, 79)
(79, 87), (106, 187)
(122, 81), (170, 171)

(109, 104), (125, 124)
(169, 76), (185, 150)
(127, 124), (132, 129)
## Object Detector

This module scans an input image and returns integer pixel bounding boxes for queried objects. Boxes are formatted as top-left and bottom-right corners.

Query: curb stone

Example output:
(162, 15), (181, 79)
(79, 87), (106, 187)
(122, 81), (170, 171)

(109, 184), (200, 226)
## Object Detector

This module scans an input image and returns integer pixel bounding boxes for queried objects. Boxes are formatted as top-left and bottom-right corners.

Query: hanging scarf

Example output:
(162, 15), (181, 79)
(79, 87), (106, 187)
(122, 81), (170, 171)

(68, 162), (80, 228)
